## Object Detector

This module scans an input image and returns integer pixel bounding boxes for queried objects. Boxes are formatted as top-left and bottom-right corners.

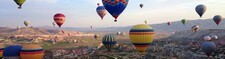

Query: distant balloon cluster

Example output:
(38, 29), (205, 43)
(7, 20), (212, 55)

(11, 0), (224, 57)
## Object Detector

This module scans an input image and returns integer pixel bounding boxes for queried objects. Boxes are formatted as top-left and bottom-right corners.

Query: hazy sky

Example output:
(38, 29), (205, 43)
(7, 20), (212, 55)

(0, 0), (225, 28)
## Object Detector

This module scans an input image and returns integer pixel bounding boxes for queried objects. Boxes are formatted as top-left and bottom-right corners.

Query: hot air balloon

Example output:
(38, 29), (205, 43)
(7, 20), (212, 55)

(201, 42), (216, 57)
(20, 43), (45, 59)
(96, 3), (107, 20)
(204, 36), (211, 41)
(167, 22), (171, 26)
(129, 24), (154, 53)
(181, 19), (186, 25)
(54, 13), (65, 28)
(195, 4), (207, 18)
(102, 34), (116, 51)
(14, 0), (26, 9)
(0, 45), (4, 58)
(191, 25), (199, 32)
(52, 22), (56, 27)
(3, 45), (22, 59)
(17, 26), (21, 29)
(210, 35), (218, 40)
(140, 4), (143, 9)
(24, 20), (30, 27)
(102, 0), (129, 22)
(117, 32), (121, 35)
(90, 26), (93, 29)
(144, 20), (147, 24)
(94, 34), (98, 39)
(213, 15), (223, 25)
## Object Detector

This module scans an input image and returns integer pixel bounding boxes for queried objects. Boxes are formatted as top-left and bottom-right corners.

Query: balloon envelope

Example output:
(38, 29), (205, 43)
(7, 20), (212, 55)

(140, 4), (143, 8)
(167, 22), (171, 26)
(195, 4), (207, 18)
(3, 45), (22, 59)
(102, 0), (129, 22)
(94, 34), (98, 39)
(14, 0), (26, 9)
(24, 20), (30, 27)
(54, 13), (65, 28)
(129, 24), (154, 53)
(181, 19), (186, 25)
(210, 35), (218, 40)
(96, 6), (107, 20)
(20, 43), (44, 59)
(204, 36), (211, 41)
(102, 35), (116, 51)
(191, 25), (199, 32)
(213, 15), (223, 25)
(201, 42), (216, 57)
(0, 45), (4, 58)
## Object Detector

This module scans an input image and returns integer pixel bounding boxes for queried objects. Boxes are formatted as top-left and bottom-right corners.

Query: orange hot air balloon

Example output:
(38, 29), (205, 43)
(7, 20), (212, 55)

(54, 13), (65, 28)
(0, 45), (4, 58)
(20, 43), (44, 59)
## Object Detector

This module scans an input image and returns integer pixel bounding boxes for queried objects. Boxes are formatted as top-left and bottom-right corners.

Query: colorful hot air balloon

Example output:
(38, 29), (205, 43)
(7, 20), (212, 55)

(14, 0), (26, 9)
(3, 45), (22, 59)
(0, 45), (4, 58)
(140, 4), (143, 9)
(96, 4), (107, 20)
(102, 0), (129, 22)
(191, 25), (199, 32)
(54, 13), (65, 28)
(167, 22), (171, 26)
(102, 35), (116, 51)
(213, 15), (223, 25)
(210, 35), (218, 40)
(24, 20), (30, 27)
(129, 24), (154, 53)
(94, 34), (98, 39)
(201, 42), (216, 57)
(20, 43), (45, 59)
(181, 19), (186, 25)
(195, 4), (207, 18)
(204, 36), (211, 41)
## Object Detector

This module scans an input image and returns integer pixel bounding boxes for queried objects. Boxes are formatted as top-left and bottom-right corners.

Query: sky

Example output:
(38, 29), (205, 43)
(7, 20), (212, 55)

(0, 0), (225, 28)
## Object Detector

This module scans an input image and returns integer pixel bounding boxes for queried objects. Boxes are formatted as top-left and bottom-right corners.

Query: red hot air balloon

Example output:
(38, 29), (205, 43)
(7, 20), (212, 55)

(54, 13), (65, 28)
(213, 15), (223, 25)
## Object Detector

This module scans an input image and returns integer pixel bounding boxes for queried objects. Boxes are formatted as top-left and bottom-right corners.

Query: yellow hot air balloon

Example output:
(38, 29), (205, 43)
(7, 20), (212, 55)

(129, 24), (154, 53)
(20, 43), (44, 59)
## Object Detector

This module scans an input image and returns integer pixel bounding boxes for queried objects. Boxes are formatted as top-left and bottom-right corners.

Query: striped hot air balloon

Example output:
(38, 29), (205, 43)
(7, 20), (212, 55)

(3, 45), (22, 59)
(129, 24), (154, 53)
(0, 45), (4, 58)
(54, 13), (66, 28)
(20, 43), (44, 59)
(102, 35), (116, 51)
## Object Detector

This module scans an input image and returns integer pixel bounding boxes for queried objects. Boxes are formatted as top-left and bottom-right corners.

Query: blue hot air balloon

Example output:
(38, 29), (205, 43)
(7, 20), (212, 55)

(102, 0), (129, 22)
(102, 34), (116, 51)
(201, 42), (216, 57)
(3, 45), (22, 59)
(195, 4), (207, 18)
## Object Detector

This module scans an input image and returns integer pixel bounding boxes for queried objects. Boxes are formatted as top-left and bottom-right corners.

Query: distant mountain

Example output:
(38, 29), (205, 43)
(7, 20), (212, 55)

(37, 18), (225, 32)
